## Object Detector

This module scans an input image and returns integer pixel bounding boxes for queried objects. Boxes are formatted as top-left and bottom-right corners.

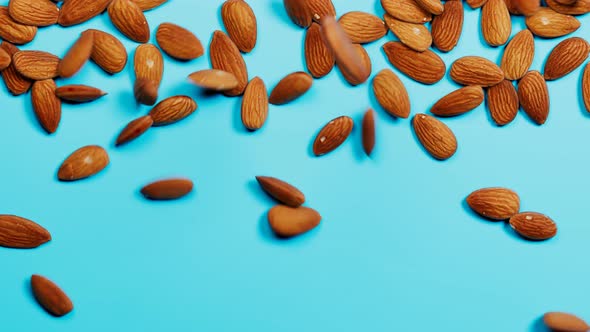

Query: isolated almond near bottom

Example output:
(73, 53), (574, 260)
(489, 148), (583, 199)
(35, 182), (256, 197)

(0, 215), (51, 249)
(509, 212), (557, 240)
(313, 116), (354, 156)
(149, 95), (197, 126)
(141, 178), (193, 200)
(256, 176), (305, 207)
(31, 275), (73, 317)
(543, 312), (589, 332)
(412, 113), (457, 160)
(466, 187), (520, 220)
(58, 145), (110, 181)
(268, 205), (321, 238)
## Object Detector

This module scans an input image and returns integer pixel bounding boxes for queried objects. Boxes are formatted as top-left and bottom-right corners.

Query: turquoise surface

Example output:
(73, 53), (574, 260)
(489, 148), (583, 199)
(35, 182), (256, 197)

(1, 1), (589, 331)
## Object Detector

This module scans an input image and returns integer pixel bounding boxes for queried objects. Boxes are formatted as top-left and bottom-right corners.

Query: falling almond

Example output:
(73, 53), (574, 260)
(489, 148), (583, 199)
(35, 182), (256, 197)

(0, 215), (51, 249)
(149, 95), (197, 126)
(341, 44), (371, 86)
(58, 145), (109, 181)
(141, 178), (194, 200)
(241, 77), (269, 130)
(188, 69), (239, 92)
(412, 113), (457, 160)
(362, 109), (376, 156)
(55, 85), (107, 103)
(269, 72), (313, 105)
(107, 0), (150, 43)
(134, 78), (159, 106)
(372, 69), (411, 118)
(58, 30), (94, 78)
(156, 23), (204, 60)
(267, 205), (321, 238)
(32, 79), (61, 134)
(255, 176), (306, 208)
(115, 115), (153, 146)
(313, 116), (354, 156)
(221, 0), (257, 53)
(209, 30), (249, 96)
(31, 275), (73, 317)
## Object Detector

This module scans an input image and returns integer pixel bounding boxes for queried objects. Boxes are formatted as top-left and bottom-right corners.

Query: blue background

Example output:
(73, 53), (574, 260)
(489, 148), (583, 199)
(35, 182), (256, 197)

(1, 0), (589, 331)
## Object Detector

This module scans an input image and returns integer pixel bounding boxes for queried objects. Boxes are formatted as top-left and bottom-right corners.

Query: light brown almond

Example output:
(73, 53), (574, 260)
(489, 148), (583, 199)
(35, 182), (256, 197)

(282, 0), (335, 28)
(362, 109), (376, 156)
(546, 0), (590, 15)
(268, 205), (321, 238)
(58, 0), (111, 26)
(241, 77), (268, 130)
(430, 86), (484, 117)
(0, 42), (32, 95)
(149, 95), (197, 126)
(583, 63), (590, 114)
(313, 116), (354, 156)
(338, 11), (387, 44)
(383, 41), (445, 84)
(500, 29), (535, 81)
(509, 212), (557, 240)
(58, 30), (94, 78)
(450, 56), (504, 87)
(518, 70), (549, 125)
(115, 115), (153, 146)
(431, 0), (464, 52)
(209, 30), (248, 96)
(89, 29), (128, 74)
(544, 37), (590, 80)
(0, 6), (37, 44)
(107, 0), (149, 43)
(384, 13), (432, 52)
(525, 8), (580, 38)
(466, 187), (520, 220)
(55, 84), (107, 103)
(0, 215), (51, 249)
(481, 0), (511, 46)
(134, 44), (164, 86)
(134, 78), (158, 106)
(341, 44), (371, 86)
(487, 79), (519, 126)
(256, 176), (306, 208)
(412, 113), (457, 160)
(304, 22), (334, 78)
(512, 0), (540, 15)
(31, 275), (73, 317)
(141, 178), (193, 200)
(269, 72), (313, 105)
(32, 79), (61, 134)
(58, 145), (109, 181)
(372, 69), (410, 118)
(8, 0), (59, 26)
(188, 69), (239, 92)
(222, 0), (257, 53)
(414, 0), (444, 14)
(13, 50), (60, 80)
(543, 312), (589, 332)
(381, 0), (432, 23)
(132, 0), (168, 11)
(156, 23), (204, 60)
(0, 47), (11, 70)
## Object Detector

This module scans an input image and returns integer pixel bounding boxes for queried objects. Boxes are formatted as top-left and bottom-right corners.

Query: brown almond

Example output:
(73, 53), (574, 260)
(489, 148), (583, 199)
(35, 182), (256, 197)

(414, 0), (444, 14)
(149, 95), (197, 126)
(89, 29), (128, 74)
(487, 79), (519, 126)
(525, 8), (580, 38)
(58, 0), (111, 26)
(512, 0), (540, 15)
(221, 0), (257, 53)
(134, 78), (158, 106)
(543, 312), (589, 332)
(362, 109), (376, 156)
(58, 30), (94, 78)
(116, 115), (153, 146)
(32, 79), (61, 134)
(0, 47), (11, 70)
(341, 44), (371, 86)
(107, 0), (150, 43)
(466, 187), (520, 220)
(304, 22), (334, 78)
(384, 14), (432, 52)
(505, 0), (521, 14)
(554, 0), (580, 4)
(55, 84), (107, 103)
(431, 0), (464, 52)
(0, 7), (37, 44)
(58, 145), (109, 181)
(430, 86), (484, 117)
(372, 69), (410, 118)
(209, 30), (248, 96)
(0, 215), (51, 249)
(412, 113), (457, 160)
(544, 37), (590, 81)
(383, 41), (445, 84)
(13, 50), (60, 80)
(0, 42), (32, 95)
(141, 178), (193, 200)
(269, 71), (313, 106)
(380, 0), (432, 23)
(241, 77), (268, 130)
(188, 69), (239, 92)
(256, 176), (306, 208)
(500, 29), (535, 81)
(134, 44), (164, 85)
(509, 212), (557, 240)
(450, 56), (504, 87)
(481, 0), (511, 46)
(546, 0), (590, 15)
(313, 116), (354, 156)
(156, 23), (204, 60)
(583, 63), (590, 114)
(518, 70), (549, 125)
(466, 0), (488, 8)
(268, 205), (321, 238)
(31, 275), (73, 317)
(283, 0), (335, 28)
(132, 0), (168, 11)
(338, 11), (387, 44)
(8, 0), (59, 26)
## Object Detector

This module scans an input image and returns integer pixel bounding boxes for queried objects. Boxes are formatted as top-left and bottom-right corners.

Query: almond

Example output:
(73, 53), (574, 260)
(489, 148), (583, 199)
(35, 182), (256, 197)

(55, 84), (107, 103)
(0, 6), (37, 44)
(313, 116), (354, 156)
(89, 29), (128, 74)
(466, 187), (520, 220)
(338, 11), (387, 44)
(362, 109), (376, 156)
(156, 23), (204, 60)
(384, 13), (432, 52)
(512, 0), (540, 15)
(509, 212), (557, 240)
(487, 79), (519, 126)
(383, 41), (445, 84)
(255, 176), (306, 207)
(32, 79), (61, 134)
(414, 0), (444, 14)
(149, 95), (197, 126)
(518, 70), (549, 125)
(0, 215), (51, 249)
(209, 30), (248, 96)
(0, 42), (32, 95)
(134, 43), (164, 86)
(107, 0), (149, 43)
(430, 86), (484, 117)
(268, 72), (313, 105)
(241, 77), (268, 130)
(141, 178), (193, 200)
(304, 22), (334, 78)
(431, 0), (464, 52)
(583, 63), (590, 113)
(13, 50), (60, 81)
(58, 30), (94, 78)
(546, 0), (590, 15)
(553, 0), (579, 4)
(132, 0), (168, 11)
(0, 47), (11, 70)
(115, 115), (153, 146)
(134, 78), (158, 106)
(58, 145), (109, 181)
(544, 37), (590, 81)
(31, 275), (73, 317)
(283, 0), (335, 28)
(8, 0), (59, 26)
(466, 0), (488, 8)
(412, 113), (457, 160)
(58, 0), (111, 26)
(188, 69), (239, 92)
(525, 8), (580, 38)
(543, 312), (589, 332)
(481, 0), (511, 46)
(450, 56), (504, 87)
(221, 0), (257, 53)
(504, 0), (521, 14)
(341, 44), (371, 86)
(380, 0), (432, 23)
(500, 29), (535, 81)
(267, 205), (321, 238)
(372, 69), (410, 118)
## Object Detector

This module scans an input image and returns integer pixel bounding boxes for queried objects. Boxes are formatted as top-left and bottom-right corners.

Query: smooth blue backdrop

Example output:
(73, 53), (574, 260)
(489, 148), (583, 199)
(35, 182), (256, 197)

(1, 1), (589, 331)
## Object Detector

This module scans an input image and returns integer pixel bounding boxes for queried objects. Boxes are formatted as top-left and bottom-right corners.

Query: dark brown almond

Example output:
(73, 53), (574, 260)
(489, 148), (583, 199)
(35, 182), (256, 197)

(0, 42), (32, 95)
(518, 70), (549, 125)
(58, 0), (111, 26)
(241, 77), (268, 130)
(313, 116), (354, 156)
(512, 0), (540, 15)
(338, 11), (387, 44)
(372, 68), (411, 118)
(0, 47), (11, 70)
(384, 14), (432, 52)
(383, 41), (446, 84)
(116, 115), (153, 146)
(107, 0), (150, 43)
(412, 113), (457, 160)
(149, 95), (197, 126)
(450, 56), (504, 87)
(501, 29), (535, 81)
(268, 205), (321, 238)
(487, 79), (519, 126)
(304, 22), (334, 78)
(89, 29), (128, 74)
(209, 30), (248, 96)
(0, 215), (51, 249)
(546, 0), (590, 15)
(362, 109), (376, 156)
(58, 30), (94, 78)
(467, 0), (488, 8)
(13, 50), (60, 80)
(543, 312), (589, 332)
(57, 145), (109, 181)
(544, 37), (590, 80)
(134, 78), (158, 106)
(509, 212), (557, 240)
(525, 8), (580, 38)
(381, 0), (432, 23)
(31, 275), (73, 317)
(156, 22), (204, 60)
(430, 86), (484, 117)
(8, 0), (59, 26)
(431, 0), (463, 52)
(221, 0), (257, 53)
(141, 178), (193, 200)
(0, 6), (38, 44)
(466, 187), (520, 220)
(132, 0), (168, 11)
(283, 0), (336, 28)
(32, 79), (61, 134)
(55, 84), (107, 103)
(188, 69), (239, 92)
(256, 176), (306, 207)
(269, 72), (313, 105)
(583, 63), (590, 114)
(341, 44), (371, 86)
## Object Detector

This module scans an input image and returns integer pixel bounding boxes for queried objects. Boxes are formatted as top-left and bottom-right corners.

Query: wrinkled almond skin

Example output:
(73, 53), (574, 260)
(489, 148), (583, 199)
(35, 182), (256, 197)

(546, 0), (590, 15)
(430, 86), (484, 117)
(467, 0), (488, 8)
(383, 41), (445, 84)
(412, 113), (457, 160)
(241, 77), (268, 130)
(509, 212), (557, 241)
(512, 0), (540, 15)
(466, 187), (520, 220)
(269, 72), (313, 105)
(414, 0), (444, 14)
(341, 44), (371, 86)
(525, 8), (580, 38)
(31, 275), (73, 317)
(450, 56), (504, 87)
(58, 0), (111, 26)
(518, 70), (549, 125)
(304, 22), (334, 78)
(58, 30), (94, 78)
(384, 14), (432, 52)
(149, 95), (197, 126)
(544, 37), (590, 81)
(13, 50), (60, 81)
(55, 84), (107, 103)
(583, 63), (590, 114)
(108, 0), (150, 43)
(372, 69), (410, 118)
(32, 79), (61, 134)
(501, 29), (535, 81)
(431, 0), (464, 52)
(0, 42), (32, 95)
(132, 0), (168, 11)
(268, 205), (321, 238)
(283, 0), (335, 28)
(487, 79), (519, 126)
(481, 0), (511, 46)
(116, 115), (153, 146)
(209, 30), (248, 96)
(221, 0), (257, 53)
(0, 215), (51, 249)
(58, 145), (110, 181)
(313, 116), (354, 156)
(188, 69), (239, 92)
(0, 47), (11, 71)
(156, 23), (204, 60)
(8, 0), (59, 26)
(362, 109), (376, 156)
(338, 11), (387, 44)
(381, 0), (432, 23)
(543, 312), (590, 332)
(256, 176), (306, 208)
(90, 29), (128, 74)
(134, 78), (158, 106)
(0, 7), (38, 44)
(134, 44), (164, 86)
(141, 178), (193, 200)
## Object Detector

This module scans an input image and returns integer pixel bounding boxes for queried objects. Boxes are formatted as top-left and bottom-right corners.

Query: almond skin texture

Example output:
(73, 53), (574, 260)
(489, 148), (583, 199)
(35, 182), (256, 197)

(546, 0), (590, 15)
(221, 0), (257, 53)
(431, 0), (463, 52)
(501, 29), (535, 81)
(31, 275), (73, 317)
(362, 109), (376, 156)
(134, 44), (164, 86)
(0, 6), (38, 44)
(134, 78), (158, 106)
(512, 0), (540, 15)
(381, 0), (432, 23)
(467, 0), (488, 8)
(384, 14), (432, 52)
(341, 44), (371, 86)
(132, 0), (168, 11)
(13, 50), (60, 80)
(430, 86), (484, 117)
(188, 69), (239, 92)
(58, 0), (111, 26)
(466, 187), (520, 220)
(487, 79), (519, 126)
(58, 30), (94, 78)
(32, 79), (61, 134)
(544, 37), (590, 81)
(372, 69), (411, 118)
(116, 115), (153, 146)
(304, 22), (334, 78)
(283, 0), (336, 28)
(241, 77), (268, 130)
(0, 42), (32, 95)
(149, 95), (197, 126)
(383, 41), (445, 85)
(509, 212), (557, 241)
(209, 30), (248, 96)
(156, 23), (204, 60)
(256, 176), (306, 208)
(543, 312), (590, 332)
(0, 47), (11, 71)
(525, 8), (580, 38)
(269, 72), (313, 105)
(89, 29), (128, 74)
(518, 70), (549, 125)
(55, 84), (107, 103)
(450, 56), (504, 87)
(338, 11), (387, 44)
(108, 0), (150, 43)
(268, 205), (321, 238)
(8, 0), (59, 26)
(313, 116), (354, 156)
(481, 0), (511, 46)
(415, 0), (444, 14)
(0, 215), (51, 249)
(412, 113), (457, 160)
(141, 178), (193, 200)
(58, 145), (109, 181)
(583, 63), (590, 114)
